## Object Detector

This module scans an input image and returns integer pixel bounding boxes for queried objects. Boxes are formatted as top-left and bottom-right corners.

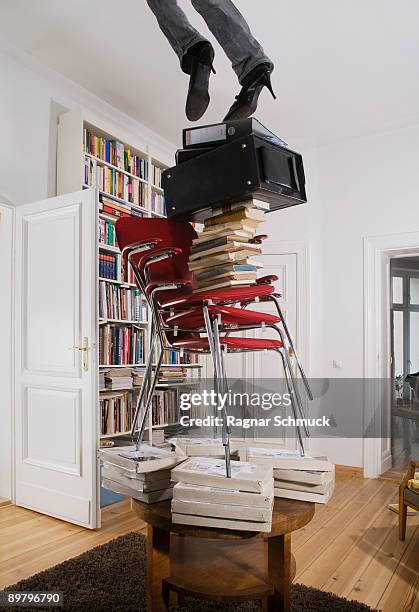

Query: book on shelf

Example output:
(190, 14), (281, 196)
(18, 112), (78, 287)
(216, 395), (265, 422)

(99, 391), (135, 436)
(99, 324), (145, 366)
(99, 282), (146, 321)
(172, 481), (274, 508)
(83, 127), (149, 180)
(104, 369), (133, 390)
(99, 196), (146, 218)
(98, 218), (117, 247)
(171, 457), (273, 493)
(150, 191), (165, 216)
(150, 162), (163, 189)
(96, 165), (146, 206)
(152, 389), (178, 426)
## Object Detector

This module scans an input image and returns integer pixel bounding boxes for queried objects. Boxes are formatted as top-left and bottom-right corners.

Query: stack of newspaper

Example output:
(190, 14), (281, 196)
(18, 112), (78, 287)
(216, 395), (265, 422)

(242, 447), (335, 504)
(170, 437), (239, 459)
(188, 198), (268, 292)
(171, 456), (274, 531)
(99, 445), (182, 503)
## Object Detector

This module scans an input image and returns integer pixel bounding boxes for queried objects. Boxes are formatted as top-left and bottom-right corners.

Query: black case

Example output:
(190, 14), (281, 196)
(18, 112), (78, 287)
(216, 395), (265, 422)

(163, 134), (307, 221)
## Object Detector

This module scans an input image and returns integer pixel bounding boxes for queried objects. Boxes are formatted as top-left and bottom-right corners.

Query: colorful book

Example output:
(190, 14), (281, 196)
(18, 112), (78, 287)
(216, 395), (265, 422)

(195, 264), (258, 281)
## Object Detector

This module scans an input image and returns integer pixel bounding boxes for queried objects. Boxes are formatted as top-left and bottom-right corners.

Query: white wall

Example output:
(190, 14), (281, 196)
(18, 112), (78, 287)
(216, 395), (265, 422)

(0, 204), (14, 499)
(265, 124), (419, 467)
(0, 43), (176, 206)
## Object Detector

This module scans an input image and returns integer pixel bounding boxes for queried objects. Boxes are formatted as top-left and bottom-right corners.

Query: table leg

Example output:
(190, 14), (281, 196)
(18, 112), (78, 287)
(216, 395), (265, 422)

(147, 524), (170, 612)
(267, 533), (292, 612)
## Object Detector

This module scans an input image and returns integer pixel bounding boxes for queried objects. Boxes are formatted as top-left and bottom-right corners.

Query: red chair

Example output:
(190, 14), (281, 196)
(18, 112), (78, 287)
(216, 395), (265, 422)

(116, 217), (311, 476)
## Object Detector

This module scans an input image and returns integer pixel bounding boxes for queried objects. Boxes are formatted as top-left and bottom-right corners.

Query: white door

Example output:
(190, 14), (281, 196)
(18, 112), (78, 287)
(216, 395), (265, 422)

(246, 252), (299, 447)
(14, 189), (98, 528)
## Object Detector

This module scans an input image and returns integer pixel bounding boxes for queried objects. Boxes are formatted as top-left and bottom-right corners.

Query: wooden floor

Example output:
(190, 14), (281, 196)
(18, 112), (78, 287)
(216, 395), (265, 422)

(1, 475), (418, 611)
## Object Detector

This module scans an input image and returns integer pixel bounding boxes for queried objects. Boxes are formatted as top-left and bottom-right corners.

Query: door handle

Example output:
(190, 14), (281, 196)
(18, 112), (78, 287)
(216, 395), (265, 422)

(69, 337), (90, 371)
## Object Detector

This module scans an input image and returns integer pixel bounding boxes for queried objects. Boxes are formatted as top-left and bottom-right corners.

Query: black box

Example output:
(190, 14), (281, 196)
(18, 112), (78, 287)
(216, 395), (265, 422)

(162, 134), (307, 221)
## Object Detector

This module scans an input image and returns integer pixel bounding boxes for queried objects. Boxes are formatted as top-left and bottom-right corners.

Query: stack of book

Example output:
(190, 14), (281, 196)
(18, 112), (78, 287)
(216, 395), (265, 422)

(105, 369), (133, 390)
(99, 196), (145, 219)
(188, 199), (269, 292)
(242, 447), (335, 504)
(99, 445), (181, 503)
(171, 457), (274, 531)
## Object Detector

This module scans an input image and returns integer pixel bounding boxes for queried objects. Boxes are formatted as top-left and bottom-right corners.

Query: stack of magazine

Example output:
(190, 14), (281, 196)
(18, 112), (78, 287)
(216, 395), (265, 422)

(242, 447), (335, 504)
(171, 456), (274, 531)
(99, 445), (182, 504)
(188, 198), (268, 292)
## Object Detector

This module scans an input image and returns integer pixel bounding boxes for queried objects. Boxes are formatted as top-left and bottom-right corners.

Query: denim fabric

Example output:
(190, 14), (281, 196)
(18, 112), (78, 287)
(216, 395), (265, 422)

(146, 0), (273, 83)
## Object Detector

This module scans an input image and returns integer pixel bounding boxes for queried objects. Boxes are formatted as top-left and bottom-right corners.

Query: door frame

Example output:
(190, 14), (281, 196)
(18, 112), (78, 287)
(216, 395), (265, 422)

(0, 202), (15, 502)
(363, 231), (419, 477)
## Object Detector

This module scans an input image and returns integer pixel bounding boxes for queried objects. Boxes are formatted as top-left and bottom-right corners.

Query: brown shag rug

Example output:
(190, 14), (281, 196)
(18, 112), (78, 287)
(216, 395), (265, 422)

(1, 532), (378, 612)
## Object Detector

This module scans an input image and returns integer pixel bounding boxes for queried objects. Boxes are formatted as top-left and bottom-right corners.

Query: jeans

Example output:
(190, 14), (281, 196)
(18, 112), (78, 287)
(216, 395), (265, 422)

(146, 0), (273, 84)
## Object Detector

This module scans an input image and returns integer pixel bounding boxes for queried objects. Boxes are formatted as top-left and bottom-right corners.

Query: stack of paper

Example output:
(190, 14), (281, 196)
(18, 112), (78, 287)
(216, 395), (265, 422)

(170, 437), (239, 459)
(99, 444), (183, 503)
(171, 457), (274, 531)
(189, 199), (269, 292)
(243, 447), (335, 504)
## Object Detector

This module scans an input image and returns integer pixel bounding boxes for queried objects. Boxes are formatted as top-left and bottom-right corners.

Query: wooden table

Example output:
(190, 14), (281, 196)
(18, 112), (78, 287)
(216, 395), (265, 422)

(133, 497), (315, 612)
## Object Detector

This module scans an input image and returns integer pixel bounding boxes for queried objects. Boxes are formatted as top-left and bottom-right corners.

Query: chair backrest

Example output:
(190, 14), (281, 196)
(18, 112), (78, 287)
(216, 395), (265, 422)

(115, 217), (197, 286)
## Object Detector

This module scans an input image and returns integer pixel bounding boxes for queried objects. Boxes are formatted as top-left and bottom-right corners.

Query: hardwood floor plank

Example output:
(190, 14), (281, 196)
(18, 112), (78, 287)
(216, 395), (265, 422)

(294, 479), (386, 576)
(296, 480), (397, 590)
(346, 520), (419, 609)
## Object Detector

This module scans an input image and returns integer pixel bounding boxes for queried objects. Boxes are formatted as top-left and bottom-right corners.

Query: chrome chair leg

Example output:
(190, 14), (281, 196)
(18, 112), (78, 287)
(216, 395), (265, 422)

(135, 342), (164, 449)
(270, 294), (313, 400)
(130, 324), (158, 441)
(212, 319), (232, 478)
(277, 349), (305, 456)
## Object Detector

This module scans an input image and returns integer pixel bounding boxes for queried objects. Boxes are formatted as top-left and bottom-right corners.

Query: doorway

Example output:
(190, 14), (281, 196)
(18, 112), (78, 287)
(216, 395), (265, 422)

(390, 257), (419, 472)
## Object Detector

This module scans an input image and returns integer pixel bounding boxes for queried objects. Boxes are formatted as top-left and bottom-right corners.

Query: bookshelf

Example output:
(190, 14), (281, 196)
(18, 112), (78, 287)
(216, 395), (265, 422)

(57, 109), (202, 503)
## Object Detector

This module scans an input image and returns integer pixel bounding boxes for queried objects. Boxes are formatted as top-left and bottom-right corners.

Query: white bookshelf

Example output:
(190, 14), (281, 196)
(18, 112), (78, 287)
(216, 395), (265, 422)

(57, 108), (202, 455)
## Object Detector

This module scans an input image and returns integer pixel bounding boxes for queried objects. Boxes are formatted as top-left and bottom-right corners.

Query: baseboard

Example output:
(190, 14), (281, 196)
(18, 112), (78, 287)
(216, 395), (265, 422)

(335, 465), (364, 478)
(0, 496), (11, 508)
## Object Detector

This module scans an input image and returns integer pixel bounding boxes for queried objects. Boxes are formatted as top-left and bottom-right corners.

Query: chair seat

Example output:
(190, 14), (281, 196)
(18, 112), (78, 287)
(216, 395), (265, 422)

(172, 336), (283, 351)
(158, 284), (275, 308)
(163, 305), (281, 330)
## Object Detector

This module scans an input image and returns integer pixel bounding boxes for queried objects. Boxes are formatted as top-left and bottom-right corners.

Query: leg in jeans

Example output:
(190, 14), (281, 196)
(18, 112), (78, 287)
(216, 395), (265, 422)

(146, 0), (209, 73)
(191, 0), (273, 84)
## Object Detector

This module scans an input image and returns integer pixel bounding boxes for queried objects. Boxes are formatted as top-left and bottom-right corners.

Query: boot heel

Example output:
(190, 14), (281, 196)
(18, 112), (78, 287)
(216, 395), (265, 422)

(264, 73), (276, 100)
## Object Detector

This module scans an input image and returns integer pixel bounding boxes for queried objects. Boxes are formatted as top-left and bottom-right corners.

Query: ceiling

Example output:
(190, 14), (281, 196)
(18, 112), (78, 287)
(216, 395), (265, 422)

(1, 0), (418, 148)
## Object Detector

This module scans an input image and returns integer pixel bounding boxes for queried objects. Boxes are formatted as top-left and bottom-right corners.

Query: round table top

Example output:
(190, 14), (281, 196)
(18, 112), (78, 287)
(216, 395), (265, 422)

(133, 496), (315, 540)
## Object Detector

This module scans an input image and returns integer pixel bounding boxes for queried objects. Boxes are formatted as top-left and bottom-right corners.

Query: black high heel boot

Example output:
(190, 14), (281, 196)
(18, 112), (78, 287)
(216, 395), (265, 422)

(223, 63), (276, 121)
(185, 42), (216, 122)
